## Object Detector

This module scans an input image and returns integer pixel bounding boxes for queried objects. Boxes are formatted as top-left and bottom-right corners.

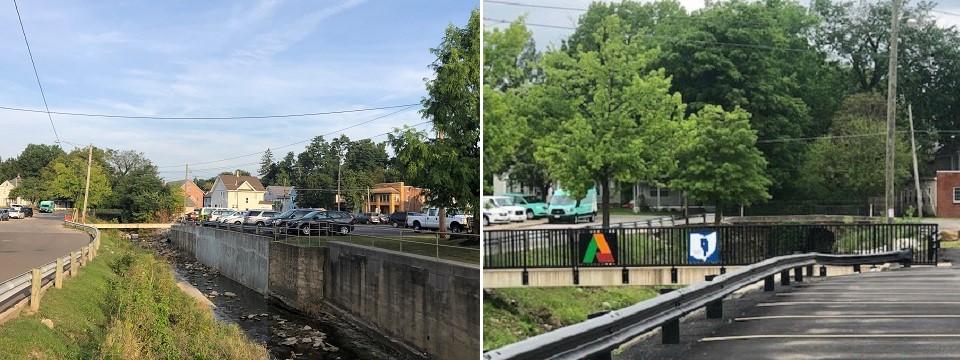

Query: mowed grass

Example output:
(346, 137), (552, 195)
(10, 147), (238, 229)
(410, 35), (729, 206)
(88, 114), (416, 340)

(483, 286), (664, 350)
(0, 230), (267, 359)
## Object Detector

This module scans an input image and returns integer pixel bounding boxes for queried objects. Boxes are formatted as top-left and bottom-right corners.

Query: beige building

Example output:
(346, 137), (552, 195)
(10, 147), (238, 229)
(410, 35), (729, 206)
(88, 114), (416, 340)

(365, 182), (424, 214)
(207, 174), (267, 211)
(0, 176), (27, 207)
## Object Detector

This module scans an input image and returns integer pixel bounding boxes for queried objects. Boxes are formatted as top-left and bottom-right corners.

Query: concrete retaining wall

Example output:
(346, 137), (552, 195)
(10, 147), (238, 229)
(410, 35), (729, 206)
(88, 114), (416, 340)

(170, 226), (270, 294)
(323, 242), (480, 360)
(268, 241), (326, 316)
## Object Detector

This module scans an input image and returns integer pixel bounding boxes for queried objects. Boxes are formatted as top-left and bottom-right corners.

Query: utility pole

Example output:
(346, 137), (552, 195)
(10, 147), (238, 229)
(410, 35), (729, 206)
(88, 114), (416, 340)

(337, 148), (343, 212)
(909, 104), (923, 217)
(81, 144), (92, 223)
(884, 0), (901, 223)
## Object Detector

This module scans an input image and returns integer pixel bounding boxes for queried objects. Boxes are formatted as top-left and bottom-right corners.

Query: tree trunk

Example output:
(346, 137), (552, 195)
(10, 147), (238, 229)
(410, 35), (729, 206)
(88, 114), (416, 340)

(715, 201), (722, 224)
(438, 206), (447, 239)
(601, 179), (611, 228)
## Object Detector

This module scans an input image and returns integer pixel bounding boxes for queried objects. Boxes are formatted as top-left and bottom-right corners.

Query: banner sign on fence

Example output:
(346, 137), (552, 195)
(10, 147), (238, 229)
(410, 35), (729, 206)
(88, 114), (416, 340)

(580, 232), (617, 265)
(688, 229), (720, 264)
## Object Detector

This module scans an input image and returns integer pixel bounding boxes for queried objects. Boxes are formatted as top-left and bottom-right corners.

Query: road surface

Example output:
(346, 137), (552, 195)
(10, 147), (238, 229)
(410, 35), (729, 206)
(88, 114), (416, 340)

(621, 265), (960, 359)
(0, 213), (90, 282)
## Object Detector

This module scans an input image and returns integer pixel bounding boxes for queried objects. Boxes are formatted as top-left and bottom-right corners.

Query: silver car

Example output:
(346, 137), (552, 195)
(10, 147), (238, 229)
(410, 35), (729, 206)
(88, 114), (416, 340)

(243, 210), (278, 227)
(7, 207), (24, 219)
(0, 209), (9, 221)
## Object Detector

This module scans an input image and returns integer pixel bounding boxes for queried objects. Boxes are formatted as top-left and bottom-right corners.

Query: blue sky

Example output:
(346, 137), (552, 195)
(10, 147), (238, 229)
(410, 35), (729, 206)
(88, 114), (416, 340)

(484, 0), (960, 51)
(0, 0), (477, 180)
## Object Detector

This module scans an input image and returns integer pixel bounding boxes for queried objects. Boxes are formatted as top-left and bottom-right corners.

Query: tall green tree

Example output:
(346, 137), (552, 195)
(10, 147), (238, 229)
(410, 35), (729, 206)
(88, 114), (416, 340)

(534, 15), (686, 227)
(798, 93), (911, 201)
(42, 151), (111, 209)
(671, 105), (771, 222)
(391, 9), (480, 234)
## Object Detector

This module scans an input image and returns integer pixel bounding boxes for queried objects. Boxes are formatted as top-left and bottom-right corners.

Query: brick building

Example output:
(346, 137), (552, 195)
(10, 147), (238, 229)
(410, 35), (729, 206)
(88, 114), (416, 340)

(936, 171), (960, 218)
(365, 182), (424, 214)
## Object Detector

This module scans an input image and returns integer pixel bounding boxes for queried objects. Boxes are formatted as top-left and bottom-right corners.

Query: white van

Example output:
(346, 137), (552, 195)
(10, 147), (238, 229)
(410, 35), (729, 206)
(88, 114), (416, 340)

(483, 195), (526, 222)
(198, 207), (231, 221)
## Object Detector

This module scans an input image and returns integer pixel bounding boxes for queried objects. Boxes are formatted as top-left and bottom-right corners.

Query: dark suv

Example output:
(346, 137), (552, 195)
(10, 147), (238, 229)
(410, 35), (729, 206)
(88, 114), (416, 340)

(289, 210), (356, 235)
(271, 209), (319, 229)
(388, 211), (420, 228)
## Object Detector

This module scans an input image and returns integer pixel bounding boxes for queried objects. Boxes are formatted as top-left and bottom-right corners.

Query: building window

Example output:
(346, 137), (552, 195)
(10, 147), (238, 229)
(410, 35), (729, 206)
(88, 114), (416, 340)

(648, 189), (669, 197)
(954, 187), (960, 203)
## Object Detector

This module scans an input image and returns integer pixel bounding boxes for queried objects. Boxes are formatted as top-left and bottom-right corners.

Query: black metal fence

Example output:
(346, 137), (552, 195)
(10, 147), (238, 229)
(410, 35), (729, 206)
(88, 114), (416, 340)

(483, 223), (939, 269)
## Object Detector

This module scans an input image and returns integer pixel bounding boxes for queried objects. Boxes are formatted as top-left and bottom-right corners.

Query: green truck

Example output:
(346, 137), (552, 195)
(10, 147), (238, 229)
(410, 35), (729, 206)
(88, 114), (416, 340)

(546, 187), (598, 224)
(39, 201), (54, 213)
(502, 193), (549, 220)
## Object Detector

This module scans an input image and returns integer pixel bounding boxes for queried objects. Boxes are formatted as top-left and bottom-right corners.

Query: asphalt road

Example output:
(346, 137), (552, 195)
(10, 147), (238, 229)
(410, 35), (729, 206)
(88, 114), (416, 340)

(620, 266), (960, 359)
(0, 212), (90, 282)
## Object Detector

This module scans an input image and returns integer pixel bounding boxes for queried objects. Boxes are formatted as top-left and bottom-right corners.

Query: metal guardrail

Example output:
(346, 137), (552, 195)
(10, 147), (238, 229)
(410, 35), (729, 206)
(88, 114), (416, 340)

(483, 249), (914, 360)
(584, 212), (714, 229)
(0, 221), (99, 318)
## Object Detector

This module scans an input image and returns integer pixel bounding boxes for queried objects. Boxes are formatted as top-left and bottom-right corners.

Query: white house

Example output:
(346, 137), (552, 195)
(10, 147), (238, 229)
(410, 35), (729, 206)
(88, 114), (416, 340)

(0, 175), (27, 207)
(264, 186), (297, 211)
(207, 174), (268, 211)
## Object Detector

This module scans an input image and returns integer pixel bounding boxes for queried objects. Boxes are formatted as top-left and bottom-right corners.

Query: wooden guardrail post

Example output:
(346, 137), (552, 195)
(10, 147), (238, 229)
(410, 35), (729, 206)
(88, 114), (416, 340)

(29, 268), (41, 312)
(55, 257), (64, 289)
(84, 246), (91, 263)
(72, 251), (80, 276)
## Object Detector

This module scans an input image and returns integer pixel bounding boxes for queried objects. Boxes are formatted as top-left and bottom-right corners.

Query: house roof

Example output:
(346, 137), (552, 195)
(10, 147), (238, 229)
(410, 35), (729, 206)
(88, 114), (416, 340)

(266, 185), (293, 196)
(217, 175), (266, 191)
(371, 187), (400, 194)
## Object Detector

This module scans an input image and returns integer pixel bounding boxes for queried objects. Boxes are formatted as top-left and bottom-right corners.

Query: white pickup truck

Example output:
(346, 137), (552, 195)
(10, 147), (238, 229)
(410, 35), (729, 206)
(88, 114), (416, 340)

(406, 208), (472, 233)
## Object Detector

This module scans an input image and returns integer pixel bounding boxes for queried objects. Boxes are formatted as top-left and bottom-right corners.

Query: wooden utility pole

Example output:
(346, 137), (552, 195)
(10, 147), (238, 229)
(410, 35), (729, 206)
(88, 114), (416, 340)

(909, 104), (923, 217)
(884, 0), (901, 222)
(81, 144), (92, 223)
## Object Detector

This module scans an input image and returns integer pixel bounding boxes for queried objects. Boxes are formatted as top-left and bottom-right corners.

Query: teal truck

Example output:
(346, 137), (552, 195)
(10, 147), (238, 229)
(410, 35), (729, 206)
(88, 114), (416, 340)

(39, 201), (54, 213)
(546, 187), (598, 224)
(503, 193), (549, 220)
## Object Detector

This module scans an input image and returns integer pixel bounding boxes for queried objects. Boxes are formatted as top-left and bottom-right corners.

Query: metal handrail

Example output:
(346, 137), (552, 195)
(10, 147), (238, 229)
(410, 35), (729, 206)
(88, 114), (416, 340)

(0, 221), (99, 315)
(483, 249), (913, 360)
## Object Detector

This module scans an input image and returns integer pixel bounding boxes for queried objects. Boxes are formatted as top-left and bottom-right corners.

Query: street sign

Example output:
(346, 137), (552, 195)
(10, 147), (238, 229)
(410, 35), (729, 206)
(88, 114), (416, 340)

(688, 229), (719, 264)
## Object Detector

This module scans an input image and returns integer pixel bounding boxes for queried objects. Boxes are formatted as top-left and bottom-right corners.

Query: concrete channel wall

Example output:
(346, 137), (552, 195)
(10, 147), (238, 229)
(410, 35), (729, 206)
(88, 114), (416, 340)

(169, 226), (270, 294)
(171, 226), (481, 359)
(323, 242), (481, 360)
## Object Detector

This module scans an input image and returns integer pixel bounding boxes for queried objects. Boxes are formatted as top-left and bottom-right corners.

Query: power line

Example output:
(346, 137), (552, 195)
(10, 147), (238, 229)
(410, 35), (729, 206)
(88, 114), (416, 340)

(756, 129), (960, 144)
(0, 102), (419, 120)
(12, 0), (60, 145)
(931, 9), (960, 17)
(485, 0), (587, 11)
(482, 17), (813, 53)
(156, 105), (419, 168)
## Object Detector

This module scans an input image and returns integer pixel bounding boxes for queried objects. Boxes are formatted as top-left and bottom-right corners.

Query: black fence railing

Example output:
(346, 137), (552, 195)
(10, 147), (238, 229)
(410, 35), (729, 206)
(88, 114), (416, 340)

(483, 223), (939, 269)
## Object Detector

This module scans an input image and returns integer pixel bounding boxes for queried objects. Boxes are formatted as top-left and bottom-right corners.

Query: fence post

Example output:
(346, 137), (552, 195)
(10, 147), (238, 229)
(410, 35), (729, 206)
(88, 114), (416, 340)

(29, 268), (41, 312)
(819, 265), (827, 277)
(659, 288), (680, 344)
(704, 275), (723, 319)
(763, 275), (775, 291)
(55, 257), (64, 289)
(794, 266), (803, 282)
(71, 251), (79, 277)
(780, 269), (790, 285)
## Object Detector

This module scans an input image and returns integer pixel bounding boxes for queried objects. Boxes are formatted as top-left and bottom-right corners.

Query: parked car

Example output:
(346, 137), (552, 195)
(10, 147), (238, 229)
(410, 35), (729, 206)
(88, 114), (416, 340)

(209, 209), (236, 222)
(376, 213), (389, 223)
(289, 210), (356, 235)
(0, 209), (9, 221)
(244, 210), (278, 228)
(483, 198), (510, 226)
(483, 195), (525, 222)
(356, 212), (382, 224)
(272, 208), (319, 229)
(7, 207), (25, 219)
(198, 207), (231, 221)
(20, 207), (33, 218)
(406, 208), (471, 233)
(388, 211), (420, 228)
(504, 192), (549, 220)
(218, 211), (247, 224)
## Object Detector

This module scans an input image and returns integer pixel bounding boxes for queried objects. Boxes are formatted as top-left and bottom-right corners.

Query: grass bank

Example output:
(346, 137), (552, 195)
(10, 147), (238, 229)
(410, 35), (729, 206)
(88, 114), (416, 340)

(483, 286), (664, 350)
(0, 230), (267, 359)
